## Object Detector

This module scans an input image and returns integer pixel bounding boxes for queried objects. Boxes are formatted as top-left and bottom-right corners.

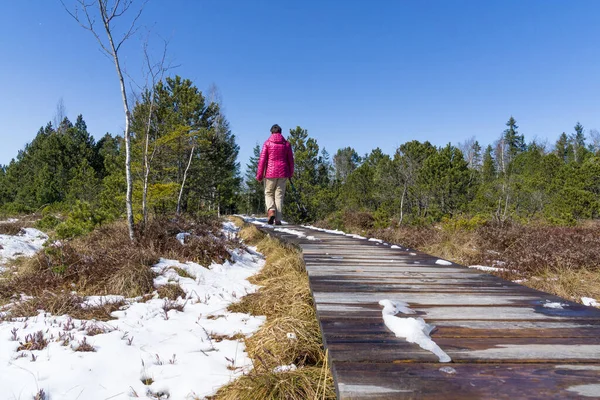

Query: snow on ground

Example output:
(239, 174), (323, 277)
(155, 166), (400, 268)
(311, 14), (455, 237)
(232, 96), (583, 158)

(582, 297), (599, 307)
(435, 259), (452, 266)
(378, 300), (451, 363)
(0, 221), (266, 400)
(273, 227), (308, 238)
(0, 227), (48, 272)
(468, 265), (505, 272)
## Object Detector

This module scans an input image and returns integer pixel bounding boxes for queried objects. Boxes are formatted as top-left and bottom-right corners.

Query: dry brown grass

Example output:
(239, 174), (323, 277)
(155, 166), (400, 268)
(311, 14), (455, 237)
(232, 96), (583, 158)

(73, 337), (95, 352)
(509, 267), (600, 302)
(156, 283), (186, 300)
(0, 215), (233, 320)
(0, 220), (24, 235)
(16, 331), (48, 351)
(9, 292), (125, 321)
(0, 216), (38, 235)
(210, 364), (334, 400)
(214, 220), (335, 400)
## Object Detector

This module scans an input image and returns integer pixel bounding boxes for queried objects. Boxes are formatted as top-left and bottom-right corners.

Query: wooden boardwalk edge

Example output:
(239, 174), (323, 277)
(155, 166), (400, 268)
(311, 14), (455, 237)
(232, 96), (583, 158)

(256, 222), (600, 399)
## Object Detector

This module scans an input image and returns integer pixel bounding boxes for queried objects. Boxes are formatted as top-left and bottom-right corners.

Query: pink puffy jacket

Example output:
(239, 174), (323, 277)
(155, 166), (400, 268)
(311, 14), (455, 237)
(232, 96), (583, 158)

(256, 133), (294, 181)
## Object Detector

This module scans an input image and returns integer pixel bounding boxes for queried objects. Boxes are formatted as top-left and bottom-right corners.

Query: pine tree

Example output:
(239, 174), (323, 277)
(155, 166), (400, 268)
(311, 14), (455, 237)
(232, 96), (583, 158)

(333, 147), (361, 183)
(243, 144), (265, 214)
(555, 133), (569, 163)
(569, 122), (588, 163)
(503, 116), (525, 164)
(482, 145), (496, 183)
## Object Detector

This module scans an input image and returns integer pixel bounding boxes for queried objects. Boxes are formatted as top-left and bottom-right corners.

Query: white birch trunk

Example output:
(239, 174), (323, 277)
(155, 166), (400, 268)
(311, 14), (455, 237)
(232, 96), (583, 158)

(99, 0), (135, 241)
(177, 145), (195, 215)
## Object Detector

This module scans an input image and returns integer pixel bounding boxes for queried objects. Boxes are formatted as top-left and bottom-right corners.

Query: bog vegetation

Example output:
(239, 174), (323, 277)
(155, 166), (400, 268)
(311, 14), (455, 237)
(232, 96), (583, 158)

(1, 108), (599, 300)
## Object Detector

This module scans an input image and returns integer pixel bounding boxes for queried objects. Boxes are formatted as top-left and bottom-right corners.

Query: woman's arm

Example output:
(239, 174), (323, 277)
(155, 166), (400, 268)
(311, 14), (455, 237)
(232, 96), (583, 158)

(256, 143), (269, 181)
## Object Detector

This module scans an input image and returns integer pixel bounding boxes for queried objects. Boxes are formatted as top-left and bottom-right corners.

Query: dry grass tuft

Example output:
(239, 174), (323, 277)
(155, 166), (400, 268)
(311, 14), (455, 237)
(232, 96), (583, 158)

(172, 266), (195, 279)
(85, 322), (115, 336)
(0, 220), (24, 235)
(16, 331), (48, 351)
(211, 365), (335, 400)
(237, 223), (265, 243)
(214, 224), (335, 399)
(512, 267), (600, 302)
(73, 337), (95, 352)
(162, 299), (185, 314)
(209, 332), (246, 343)
(9, 292), (124, 321)
(137, 217), (232, 266)
(156, 284), (186, 300)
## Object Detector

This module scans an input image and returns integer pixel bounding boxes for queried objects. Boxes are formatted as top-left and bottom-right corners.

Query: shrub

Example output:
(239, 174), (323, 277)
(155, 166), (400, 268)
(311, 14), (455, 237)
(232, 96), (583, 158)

(343, 210), (374, 231)
(36, 214), (61, 230)
(55, 201), (109, 239)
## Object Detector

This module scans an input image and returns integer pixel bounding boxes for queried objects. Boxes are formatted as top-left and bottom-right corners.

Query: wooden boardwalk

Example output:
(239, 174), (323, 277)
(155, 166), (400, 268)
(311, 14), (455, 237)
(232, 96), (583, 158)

(260, 223), (600, 399)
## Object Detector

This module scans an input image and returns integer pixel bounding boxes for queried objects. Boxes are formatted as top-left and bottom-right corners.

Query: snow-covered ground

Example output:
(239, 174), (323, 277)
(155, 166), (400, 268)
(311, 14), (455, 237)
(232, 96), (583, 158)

(0, 220), (266, 400)
(0, 227), (48, 272)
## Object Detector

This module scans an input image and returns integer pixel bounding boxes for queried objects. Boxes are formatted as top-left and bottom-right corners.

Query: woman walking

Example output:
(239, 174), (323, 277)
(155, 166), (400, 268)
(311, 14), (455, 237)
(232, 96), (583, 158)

(256, 124), (294, 225)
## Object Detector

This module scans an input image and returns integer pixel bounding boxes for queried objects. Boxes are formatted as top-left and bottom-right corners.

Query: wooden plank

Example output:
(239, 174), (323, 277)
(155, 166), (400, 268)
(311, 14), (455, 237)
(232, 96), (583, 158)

(315, 305), (600, 320)
(325, 340), (600, 363)
(333, 363), (600, 399)
(319, 318), (600, 338)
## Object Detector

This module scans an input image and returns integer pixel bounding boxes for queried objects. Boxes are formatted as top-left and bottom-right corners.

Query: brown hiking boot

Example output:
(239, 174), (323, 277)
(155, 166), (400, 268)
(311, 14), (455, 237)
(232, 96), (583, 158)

(267, 210), (276, 225)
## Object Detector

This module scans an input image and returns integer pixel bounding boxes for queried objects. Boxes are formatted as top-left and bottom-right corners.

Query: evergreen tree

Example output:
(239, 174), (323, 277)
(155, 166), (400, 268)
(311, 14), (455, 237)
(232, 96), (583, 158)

(503, 116), (525, 162)
(333, 147), (361, 183)
(569, 122), (588, 163)
(554, 132), (569, 163)
(482, 145), (496, 183)
(242, 144), (265, 214)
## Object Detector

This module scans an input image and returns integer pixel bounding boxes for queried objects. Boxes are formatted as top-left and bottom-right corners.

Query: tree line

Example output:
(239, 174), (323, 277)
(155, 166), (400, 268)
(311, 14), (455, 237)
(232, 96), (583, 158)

(0, 76), (240, 236)
(241, 118), (600, 226)
(2, 111), (598, 230)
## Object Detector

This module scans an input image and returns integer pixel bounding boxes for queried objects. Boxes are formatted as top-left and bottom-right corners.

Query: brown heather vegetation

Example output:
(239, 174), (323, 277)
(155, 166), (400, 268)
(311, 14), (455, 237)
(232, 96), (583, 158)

(0, 216), (38, 235)
(0, 215), (231, 320)
(212, 218), (335, 400)
(317, 210), (600, 304)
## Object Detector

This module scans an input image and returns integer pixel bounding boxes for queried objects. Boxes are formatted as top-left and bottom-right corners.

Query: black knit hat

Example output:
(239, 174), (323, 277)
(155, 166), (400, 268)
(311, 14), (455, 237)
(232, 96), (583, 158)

(270, 124), (282, 134)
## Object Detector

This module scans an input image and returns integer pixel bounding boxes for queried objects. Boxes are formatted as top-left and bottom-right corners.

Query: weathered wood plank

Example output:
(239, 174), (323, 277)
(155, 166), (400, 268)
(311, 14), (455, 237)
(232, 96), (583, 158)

(334, 363), (600, 399)
(316, 305), (600, 320)
(325, 340), (600, 363)
(320, 318), (600, 338)
(311, 292), (575, 306)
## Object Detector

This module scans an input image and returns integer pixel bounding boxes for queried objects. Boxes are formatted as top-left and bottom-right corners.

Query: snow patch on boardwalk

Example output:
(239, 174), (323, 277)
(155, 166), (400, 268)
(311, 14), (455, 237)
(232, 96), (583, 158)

(582, 297), (599, 307)
(378, 300), (451, 363)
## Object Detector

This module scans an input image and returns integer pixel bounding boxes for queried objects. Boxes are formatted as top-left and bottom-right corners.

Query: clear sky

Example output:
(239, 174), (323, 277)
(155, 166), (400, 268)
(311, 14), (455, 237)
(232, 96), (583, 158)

(1, 0), (599, 169)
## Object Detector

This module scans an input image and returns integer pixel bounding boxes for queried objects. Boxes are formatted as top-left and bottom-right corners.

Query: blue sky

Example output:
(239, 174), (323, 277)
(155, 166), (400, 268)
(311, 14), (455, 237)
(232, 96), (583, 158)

(1, 1), (599, 169)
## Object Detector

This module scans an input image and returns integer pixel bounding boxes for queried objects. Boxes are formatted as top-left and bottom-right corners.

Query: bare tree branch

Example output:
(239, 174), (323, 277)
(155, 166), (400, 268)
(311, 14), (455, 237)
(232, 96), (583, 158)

(60, 0), (112, 57)
(116, 0), (148, 52)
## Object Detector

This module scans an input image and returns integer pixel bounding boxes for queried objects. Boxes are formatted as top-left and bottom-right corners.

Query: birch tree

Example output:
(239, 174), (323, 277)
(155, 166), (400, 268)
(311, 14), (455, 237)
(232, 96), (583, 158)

(133, 38), (174, 227)
(62, 0), (147, 241)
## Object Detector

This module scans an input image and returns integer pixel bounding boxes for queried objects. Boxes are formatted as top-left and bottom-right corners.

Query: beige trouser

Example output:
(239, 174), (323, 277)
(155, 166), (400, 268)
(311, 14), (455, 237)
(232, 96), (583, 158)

(264, 178), (287, 221)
